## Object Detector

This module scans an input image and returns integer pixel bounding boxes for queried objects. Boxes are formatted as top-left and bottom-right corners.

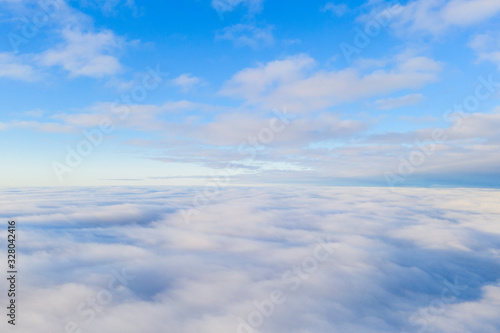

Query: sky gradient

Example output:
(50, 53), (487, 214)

(1, 0), (500, 187)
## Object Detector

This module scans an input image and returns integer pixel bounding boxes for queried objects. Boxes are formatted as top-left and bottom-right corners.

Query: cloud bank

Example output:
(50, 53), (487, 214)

(0, 186), (499, 332)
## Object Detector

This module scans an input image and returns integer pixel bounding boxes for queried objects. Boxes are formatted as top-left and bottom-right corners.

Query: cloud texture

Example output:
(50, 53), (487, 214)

(0, 186), (499, 332)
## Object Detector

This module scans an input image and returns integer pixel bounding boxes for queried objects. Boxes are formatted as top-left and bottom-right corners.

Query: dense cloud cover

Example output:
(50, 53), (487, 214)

(0, 186), (499, 333)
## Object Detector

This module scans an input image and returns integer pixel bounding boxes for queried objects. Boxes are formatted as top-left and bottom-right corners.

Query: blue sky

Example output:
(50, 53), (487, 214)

(1, 0), (500, 187)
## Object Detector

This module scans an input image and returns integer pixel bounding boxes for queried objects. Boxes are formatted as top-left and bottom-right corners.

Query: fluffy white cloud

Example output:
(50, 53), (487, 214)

(172, 74), (201, 92)
(389, 0), (500, 34)
(1, 186), (500, 332)
(220, 54), (441, 112)
(39, 28), (123, 78)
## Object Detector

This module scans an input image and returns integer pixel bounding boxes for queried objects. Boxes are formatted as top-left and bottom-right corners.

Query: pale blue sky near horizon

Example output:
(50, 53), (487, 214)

(1, 0), (500, 187)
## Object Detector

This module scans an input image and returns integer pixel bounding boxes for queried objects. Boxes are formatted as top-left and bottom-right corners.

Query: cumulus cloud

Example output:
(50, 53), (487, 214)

(39, 28), (123, 78)
(388, 0), (500, 34)
(220, 54), (441, 113)
(1, 186), (500, 332)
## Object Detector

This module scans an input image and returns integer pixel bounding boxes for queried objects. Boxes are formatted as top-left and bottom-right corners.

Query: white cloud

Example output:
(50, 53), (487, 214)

(2, 187), (500, 332)
(220, 54), (441, 113)
(469, 31), (500, 68)
(48, 100), (229, 133)
(441, 0), (500, 25)
(8, 120), (75, 133)
(375, 93), (425, 110)
(322, 2), (348, 17)
(172, 74), (201, 92)
(389, 0), (500, 34)
(216, 24), (274, 48)
(419, 284), (500, 332)
(39, 28), (123, 78)
(0, 52), (39, 81)
(46, 98), (365, 147)
(10, 99), (500, 186)
(176, 112), (366, 146)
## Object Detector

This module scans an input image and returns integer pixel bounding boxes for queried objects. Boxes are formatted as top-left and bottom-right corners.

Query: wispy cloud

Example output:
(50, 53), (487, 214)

(375, 93), (425, 110)
(216, 23), (274, 48)
(0, 52), (40, 81)
(172, 74), (201, 92)
(469, 31), (500, 69)
(211, 0), (263, 14)
(321, 2), (348, 17)
(77, 0), (140, 16)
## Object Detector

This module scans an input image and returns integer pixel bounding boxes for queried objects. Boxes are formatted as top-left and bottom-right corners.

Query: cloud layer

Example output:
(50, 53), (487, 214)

(1, 186), (499, 332)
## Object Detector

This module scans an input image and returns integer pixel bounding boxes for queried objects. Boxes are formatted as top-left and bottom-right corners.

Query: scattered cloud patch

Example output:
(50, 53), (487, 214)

(375, 93), (425, 110)
(211, 0), (263, 14)
(78, 0), (140, 16)
(322, 2), (348, 17)
(172, 74), (201, 92)
(0, 52), (39, 81)
(7, 120), (76, 133)
(469, 31), (500, 69)
(216, 23), (274, 48)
